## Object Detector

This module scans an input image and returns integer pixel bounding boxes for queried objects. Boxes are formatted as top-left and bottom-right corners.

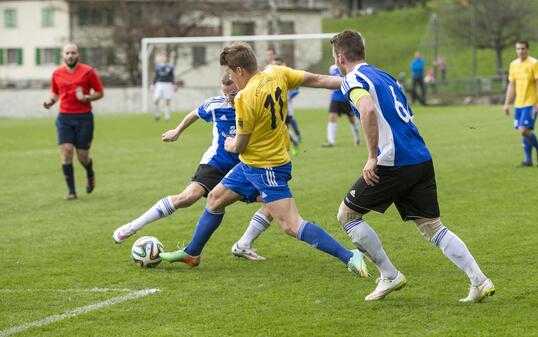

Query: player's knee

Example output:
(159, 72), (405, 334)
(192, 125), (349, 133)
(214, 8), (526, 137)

(414, 217), (443, 241)
(337, 203), (363, 227)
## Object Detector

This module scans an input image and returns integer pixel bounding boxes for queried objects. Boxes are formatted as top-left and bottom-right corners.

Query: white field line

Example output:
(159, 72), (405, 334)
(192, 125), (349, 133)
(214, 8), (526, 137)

(0, 288), (135, 293)
(0, 288), (160, 337)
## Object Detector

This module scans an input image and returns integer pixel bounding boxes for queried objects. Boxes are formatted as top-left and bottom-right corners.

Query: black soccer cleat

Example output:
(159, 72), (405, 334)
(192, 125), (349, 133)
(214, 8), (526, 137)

(86, 176), (95, 194)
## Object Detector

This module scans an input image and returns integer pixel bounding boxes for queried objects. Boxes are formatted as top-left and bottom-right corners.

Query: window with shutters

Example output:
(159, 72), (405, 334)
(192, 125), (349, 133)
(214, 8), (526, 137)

(42, 7), (54, 27)
(6, 48), (23, 65)
(4, 8), (17, 28)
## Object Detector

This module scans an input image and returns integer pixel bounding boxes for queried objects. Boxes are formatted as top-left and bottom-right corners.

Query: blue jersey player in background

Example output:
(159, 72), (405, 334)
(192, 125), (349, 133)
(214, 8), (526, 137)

(152, 54), (177, 121)
(330, 30), (494, 302)
(322, 64), (361, 147)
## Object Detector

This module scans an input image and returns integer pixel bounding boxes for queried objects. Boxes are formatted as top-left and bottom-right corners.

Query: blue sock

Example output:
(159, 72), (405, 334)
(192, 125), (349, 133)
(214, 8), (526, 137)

(184, 208), (224, 256)
(297, 221), (353, 265)
(527, 132), (538, 150)
(522, 136), (533, 164)
(290, 119), (301, 138)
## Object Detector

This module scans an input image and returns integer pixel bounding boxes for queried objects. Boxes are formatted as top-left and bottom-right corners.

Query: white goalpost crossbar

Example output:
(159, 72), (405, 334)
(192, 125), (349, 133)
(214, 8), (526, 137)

(140, 33), (337, 112)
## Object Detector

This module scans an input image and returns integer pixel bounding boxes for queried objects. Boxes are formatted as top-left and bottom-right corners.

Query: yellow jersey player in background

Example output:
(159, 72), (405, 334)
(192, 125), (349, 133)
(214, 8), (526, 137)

(504, 40), (538, 167)
(160, 42), (369, 280)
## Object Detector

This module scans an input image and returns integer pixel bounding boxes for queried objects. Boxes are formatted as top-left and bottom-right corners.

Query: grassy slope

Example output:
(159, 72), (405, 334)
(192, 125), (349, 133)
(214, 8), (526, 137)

(1, 106), (538, 336)
(321, 6), (537, 79)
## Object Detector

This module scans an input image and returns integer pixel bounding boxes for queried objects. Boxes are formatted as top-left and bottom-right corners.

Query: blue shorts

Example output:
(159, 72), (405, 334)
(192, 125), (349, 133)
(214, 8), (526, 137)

(221, 162), (292, 203)
(56, 112), (94, 149)
(514, 106), (536, 130)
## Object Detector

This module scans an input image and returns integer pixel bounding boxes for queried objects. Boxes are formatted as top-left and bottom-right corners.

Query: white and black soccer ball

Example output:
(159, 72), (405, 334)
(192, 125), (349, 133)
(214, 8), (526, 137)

(131, 236), (164, 268)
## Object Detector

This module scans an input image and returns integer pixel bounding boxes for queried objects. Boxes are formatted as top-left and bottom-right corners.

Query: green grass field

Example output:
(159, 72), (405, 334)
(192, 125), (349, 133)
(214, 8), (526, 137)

(1, 105), (538, 336)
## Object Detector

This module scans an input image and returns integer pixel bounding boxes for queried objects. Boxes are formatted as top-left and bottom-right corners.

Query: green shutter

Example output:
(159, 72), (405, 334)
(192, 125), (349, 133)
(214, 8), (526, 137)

(80, 47), (87, 61)
(54, 48), (61, 65)
(79, 9), (88, 26)
(106, 9), (114, 26)
(0, 49), (4, 65)
(17, 48), (23, 65)
(35, 48), (41, 65)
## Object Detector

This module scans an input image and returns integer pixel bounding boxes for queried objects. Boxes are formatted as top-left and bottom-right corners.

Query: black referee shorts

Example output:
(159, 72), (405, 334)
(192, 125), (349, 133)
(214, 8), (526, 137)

(56, 112), (94, 149)
(343, 160), (440, 221)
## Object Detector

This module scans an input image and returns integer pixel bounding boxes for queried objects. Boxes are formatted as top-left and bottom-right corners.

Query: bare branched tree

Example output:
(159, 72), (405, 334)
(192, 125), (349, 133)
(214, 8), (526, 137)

(444, 0), (537, 76)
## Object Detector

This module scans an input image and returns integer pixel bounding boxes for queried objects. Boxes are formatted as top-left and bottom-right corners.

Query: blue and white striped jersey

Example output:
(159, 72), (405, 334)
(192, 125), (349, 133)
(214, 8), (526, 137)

(341, 63), (431, 167)
(196, 96), (240, 173)
(330, 65), (347, 102)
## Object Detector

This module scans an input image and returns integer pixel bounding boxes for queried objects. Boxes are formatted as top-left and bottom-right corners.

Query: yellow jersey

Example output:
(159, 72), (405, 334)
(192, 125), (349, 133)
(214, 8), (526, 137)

(234, 65), (304, 167)
(508, 56), (538, 107)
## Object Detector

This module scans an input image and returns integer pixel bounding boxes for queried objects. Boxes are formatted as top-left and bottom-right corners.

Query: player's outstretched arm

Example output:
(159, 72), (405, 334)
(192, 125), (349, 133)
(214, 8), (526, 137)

(503, 81), (515, 115)
(162, 109), (199, 142)
(301, 72), (342, 90)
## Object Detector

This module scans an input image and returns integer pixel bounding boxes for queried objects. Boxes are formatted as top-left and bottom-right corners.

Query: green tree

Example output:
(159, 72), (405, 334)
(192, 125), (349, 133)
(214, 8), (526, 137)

(444, 0), (536, 75)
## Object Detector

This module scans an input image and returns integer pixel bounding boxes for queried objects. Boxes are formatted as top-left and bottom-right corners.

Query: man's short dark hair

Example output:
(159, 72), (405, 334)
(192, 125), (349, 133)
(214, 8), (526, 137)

(330, 30), (365, 61)
(516, 40), (529, 48)
(219, 42), (258, 73)
(220, 72), (234, 86)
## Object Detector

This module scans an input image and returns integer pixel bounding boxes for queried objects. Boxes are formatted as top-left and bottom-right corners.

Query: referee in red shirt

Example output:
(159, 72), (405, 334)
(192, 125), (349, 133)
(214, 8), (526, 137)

(43, 43), (104, 200)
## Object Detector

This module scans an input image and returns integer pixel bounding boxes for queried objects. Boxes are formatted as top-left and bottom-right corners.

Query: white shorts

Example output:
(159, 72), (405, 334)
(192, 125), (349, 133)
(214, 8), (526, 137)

(153, 82), (174, 100)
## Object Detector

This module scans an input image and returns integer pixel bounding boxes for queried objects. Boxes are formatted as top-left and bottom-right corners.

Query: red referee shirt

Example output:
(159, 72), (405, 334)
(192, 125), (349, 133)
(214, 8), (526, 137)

(51, 63), (104, 114)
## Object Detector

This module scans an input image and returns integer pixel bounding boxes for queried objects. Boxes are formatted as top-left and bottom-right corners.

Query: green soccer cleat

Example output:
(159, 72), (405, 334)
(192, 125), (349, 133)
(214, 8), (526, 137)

(160, 246), (201, 269)
(347, 249), (369, 278)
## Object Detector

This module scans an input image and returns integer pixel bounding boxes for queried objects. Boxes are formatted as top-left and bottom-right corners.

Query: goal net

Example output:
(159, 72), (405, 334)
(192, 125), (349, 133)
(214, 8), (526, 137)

(140, 33), (337, 112)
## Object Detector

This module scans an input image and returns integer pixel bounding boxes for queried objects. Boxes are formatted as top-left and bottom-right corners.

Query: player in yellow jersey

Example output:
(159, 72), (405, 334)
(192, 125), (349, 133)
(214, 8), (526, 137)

(160, 42), (369, 279)
(504, 40), (538, 166)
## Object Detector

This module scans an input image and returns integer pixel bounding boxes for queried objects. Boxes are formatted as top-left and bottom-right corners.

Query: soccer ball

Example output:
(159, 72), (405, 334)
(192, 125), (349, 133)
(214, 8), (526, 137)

(131, 236), (164, 268)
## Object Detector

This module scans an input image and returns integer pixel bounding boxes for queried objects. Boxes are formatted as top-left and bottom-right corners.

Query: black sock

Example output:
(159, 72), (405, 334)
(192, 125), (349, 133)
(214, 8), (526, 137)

(83, 159), (94, 178)
(62, 164), (76, 194)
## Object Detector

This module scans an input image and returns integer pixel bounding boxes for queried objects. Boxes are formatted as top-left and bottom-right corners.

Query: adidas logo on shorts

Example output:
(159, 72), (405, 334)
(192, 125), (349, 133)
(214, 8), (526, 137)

(350, 190), (356, 197)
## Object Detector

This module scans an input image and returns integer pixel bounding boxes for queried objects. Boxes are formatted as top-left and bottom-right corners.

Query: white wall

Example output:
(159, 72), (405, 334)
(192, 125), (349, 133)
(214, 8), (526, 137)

(0, 87), (332, 118)
(0, 1), (69, 81)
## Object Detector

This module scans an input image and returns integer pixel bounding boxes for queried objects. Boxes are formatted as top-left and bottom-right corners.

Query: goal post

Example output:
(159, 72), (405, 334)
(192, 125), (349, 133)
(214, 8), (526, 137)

(141, 33), (337, 113)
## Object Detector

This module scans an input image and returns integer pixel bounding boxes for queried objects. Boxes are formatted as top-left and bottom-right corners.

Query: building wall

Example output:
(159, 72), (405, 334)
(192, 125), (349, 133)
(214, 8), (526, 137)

(0, 1), (69, 84)
(0, 87), (331, 118)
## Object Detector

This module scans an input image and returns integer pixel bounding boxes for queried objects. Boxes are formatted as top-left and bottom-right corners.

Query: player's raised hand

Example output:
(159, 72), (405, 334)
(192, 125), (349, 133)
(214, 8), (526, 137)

(43, 98), (55, 109)
(363, 158), (379, 186)
(162, 129), (180, 142)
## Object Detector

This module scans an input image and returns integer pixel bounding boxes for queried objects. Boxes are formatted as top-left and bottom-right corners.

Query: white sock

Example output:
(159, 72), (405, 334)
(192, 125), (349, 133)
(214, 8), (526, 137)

(237, 211), (271, 248)
(345, 219), (398, 280)
(130, 196), (175, 232)
(154, 104), (160, 118)
(164, 106), (171, 120)
(350, 120), (360, 142)
(433, 227), (487, 286)
(327, 122), (337, 144)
